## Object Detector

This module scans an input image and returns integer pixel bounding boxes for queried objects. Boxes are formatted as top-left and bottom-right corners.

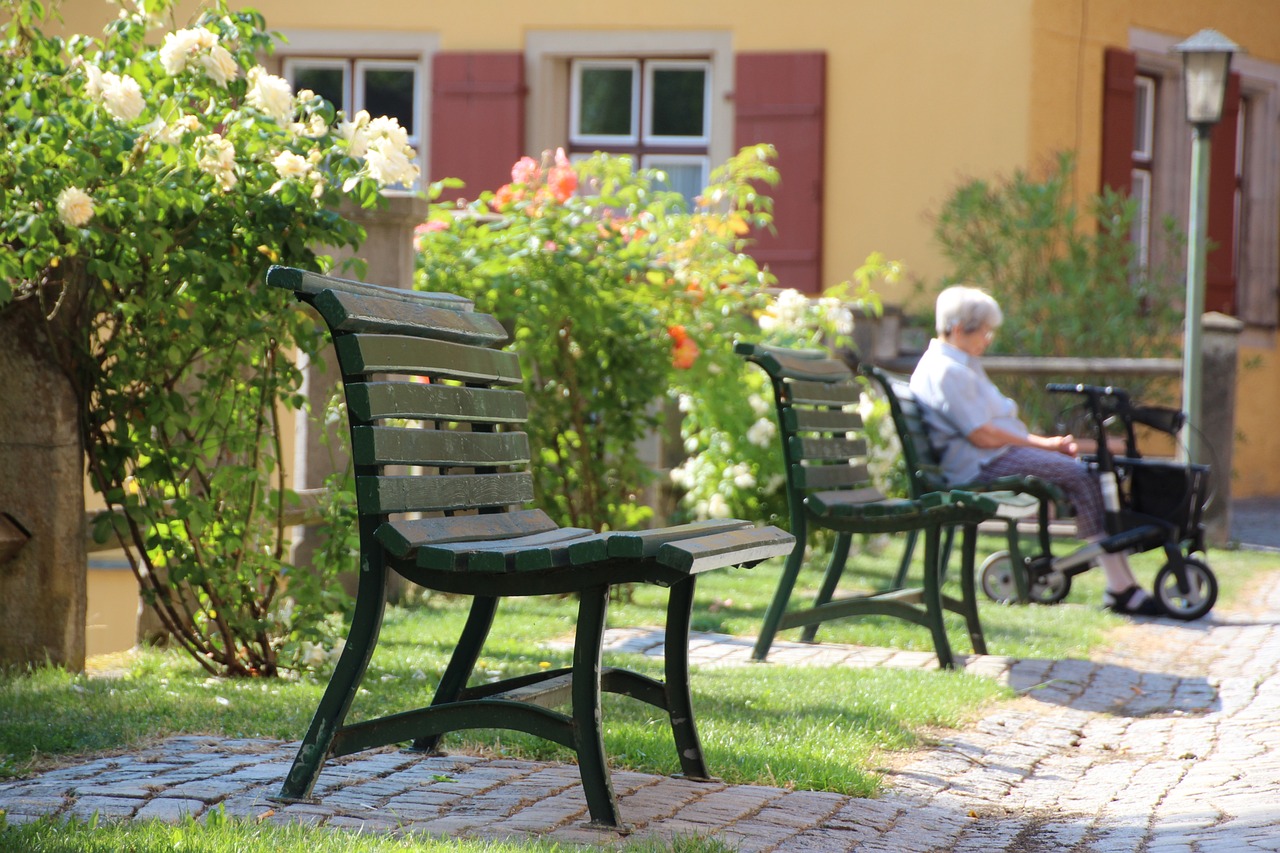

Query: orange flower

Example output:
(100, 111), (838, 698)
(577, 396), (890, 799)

(672, 337), (699, 370)
(492, 183), (522, 210)
(546, 147), (578, 203)
(667, 324), (689, 344)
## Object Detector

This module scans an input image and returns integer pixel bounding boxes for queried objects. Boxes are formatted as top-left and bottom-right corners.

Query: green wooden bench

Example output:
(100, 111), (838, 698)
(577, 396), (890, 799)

(267, 266), (794, 830)
(735, 342), (997, 669)
(860, 364), (1070, 604)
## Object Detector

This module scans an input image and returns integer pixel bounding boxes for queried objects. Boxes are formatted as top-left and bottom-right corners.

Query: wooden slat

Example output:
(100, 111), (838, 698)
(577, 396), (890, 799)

(352, 426), (530, 467)
(655, 525), (796, 574)
(595, 520), (755, 562)
(758, 350), (850, 382)
(783, 408), (862, 434)
(793, 462), (872, 490)
(347, 381), (528, 424)
(357, 472), (533, 514)
(806, 487), (890, 509)
(376, 509), (557, 557)
(786, 380), (859, 406)
(335, 334), (523, 385)
(790, 436), (866, 463)
(313, 289), (508, 345)
(267, 265), (472, 310)
(416, 527), (599, 572)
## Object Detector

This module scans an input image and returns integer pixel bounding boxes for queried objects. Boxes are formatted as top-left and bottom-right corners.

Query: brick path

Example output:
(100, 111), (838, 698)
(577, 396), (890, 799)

(4, 572), (1280, 850)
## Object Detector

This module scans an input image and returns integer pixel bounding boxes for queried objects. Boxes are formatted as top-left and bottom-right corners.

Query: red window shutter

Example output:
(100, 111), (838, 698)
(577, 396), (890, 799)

(1204, 72), (1241, 315)
(734, 52), (826, 293)
(430, 53), (525, 201)
(1099, 47), (1137, 196)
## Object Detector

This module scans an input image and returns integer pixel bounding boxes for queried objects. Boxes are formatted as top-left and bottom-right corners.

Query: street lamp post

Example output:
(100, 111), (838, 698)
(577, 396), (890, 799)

(1173, 29), (1239, 465)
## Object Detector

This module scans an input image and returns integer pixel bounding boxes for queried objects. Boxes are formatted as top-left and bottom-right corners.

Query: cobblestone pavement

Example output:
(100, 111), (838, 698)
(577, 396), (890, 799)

(4, 571), (1280, 850)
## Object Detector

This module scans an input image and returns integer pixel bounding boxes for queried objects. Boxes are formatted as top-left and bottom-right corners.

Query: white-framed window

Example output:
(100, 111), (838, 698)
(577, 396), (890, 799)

(566, 57), (712, 202)
(1130, 75), (1157, 272)
(273, 30), (437, 191)
(283, 57), (422, 150)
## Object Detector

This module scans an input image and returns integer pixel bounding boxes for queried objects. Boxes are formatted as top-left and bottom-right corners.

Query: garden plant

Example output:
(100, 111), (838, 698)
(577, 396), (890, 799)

(0, 0), (422, 677)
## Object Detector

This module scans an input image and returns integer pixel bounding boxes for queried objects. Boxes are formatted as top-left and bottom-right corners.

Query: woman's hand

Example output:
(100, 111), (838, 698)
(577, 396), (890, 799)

(969, 423), (1078, 457)
(1037, 434), (1079, 457)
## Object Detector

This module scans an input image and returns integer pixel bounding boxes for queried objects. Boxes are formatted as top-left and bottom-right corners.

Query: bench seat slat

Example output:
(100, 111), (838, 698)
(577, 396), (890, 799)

(357, 472), (534, 514)
(352, 426), (530, 468)
(336, 335), (523, 386)
(376, 509), (558, 557)
(656, 526), (797, 574)
(416, 527), (602, 572)
(313, 289), (508, 345)
(594, 519), (755, 561)
(347, 382), (528, 424)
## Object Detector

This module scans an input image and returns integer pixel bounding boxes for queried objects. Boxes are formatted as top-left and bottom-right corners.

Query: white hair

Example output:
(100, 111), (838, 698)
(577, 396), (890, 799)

(935, 285), (1003, 337)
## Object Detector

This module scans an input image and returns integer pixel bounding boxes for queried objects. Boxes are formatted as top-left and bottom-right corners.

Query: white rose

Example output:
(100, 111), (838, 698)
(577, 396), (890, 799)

(83, 62), (104, 98)
(246, 67), (293, 123)
(339, 110), (371, 157)
(366, 115), (409, 149)
(159, 28), (201, 75)
(56, 186), (94, 227)
(271, 150), (311, 180)
(707, 493), (731, 519)
(746, 417), (777, 448)
(200, 44), (238, 87)
(100, 72), (144, 123)
(364, 136), (418, 187)
(198, 133), (237, 191)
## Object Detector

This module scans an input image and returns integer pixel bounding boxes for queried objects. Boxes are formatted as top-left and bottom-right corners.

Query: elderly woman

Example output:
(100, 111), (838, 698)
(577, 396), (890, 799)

(909, 285), (1160, 616)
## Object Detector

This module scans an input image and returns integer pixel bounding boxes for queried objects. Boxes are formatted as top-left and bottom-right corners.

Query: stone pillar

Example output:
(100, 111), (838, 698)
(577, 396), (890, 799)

(293, 194), (429, 597)
(0, 298), (86, 670)
(1199, 312), (1242, 547)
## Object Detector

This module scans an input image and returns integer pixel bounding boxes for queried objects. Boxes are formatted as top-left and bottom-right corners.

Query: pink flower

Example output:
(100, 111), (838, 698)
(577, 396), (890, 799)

(511, 156), (539, 185)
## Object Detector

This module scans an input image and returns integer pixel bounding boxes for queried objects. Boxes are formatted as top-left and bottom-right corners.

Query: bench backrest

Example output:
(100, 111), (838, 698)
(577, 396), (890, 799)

(859, 365), (948, 498)
(735, 343), (885, 522)
(268, 266), (554, 541)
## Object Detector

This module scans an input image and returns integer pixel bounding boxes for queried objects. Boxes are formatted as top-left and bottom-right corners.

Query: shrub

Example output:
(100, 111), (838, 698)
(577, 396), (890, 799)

(0, 0), (421, 676)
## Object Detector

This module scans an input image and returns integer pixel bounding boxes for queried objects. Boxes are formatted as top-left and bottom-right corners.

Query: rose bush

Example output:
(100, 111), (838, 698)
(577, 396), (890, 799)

(0, 0), (420, 676)
(415, 148), (902, 532)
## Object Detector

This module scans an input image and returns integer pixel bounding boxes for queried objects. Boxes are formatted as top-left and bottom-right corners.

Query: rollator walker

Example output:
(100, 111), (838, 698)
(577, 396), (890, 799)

(980, 382), (1218, 620)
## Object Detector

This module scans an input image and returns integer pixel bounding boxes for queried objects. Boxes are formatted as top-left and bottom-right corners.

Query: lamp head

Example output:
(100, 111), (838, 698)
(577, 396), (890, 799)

(1173, 29), (1241, 126)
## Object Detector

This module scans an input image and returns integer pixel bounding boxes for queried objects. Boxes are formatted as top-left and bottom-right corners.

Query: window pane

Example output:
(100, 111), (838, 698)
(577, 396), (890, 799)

(651, 68), (706, 138)
(293, 65), (347, 113)
(364, 67), (416, 133)
(1133, 76), (1155, 160)
(578, 67), (634, 136)
(648, 160), (707, 204)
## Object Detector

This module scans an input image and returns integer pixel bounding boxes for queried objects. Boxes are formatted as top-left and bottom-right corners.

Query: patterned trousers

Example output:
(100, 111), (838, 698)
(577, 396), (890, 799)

(976, 446), (1105, 539)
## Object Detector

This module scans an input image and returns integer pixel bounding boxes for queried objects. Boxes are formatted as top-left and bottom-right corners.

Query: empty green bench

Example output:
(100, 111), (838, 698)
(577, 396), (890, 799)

(268, 266), (794, 830)
(736, 342), (997, 669)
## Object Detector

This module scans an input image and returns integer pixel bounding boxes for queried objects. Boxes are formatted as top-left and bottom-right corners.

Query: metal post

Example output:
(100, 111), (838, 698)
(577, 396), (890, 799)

(1180, 123), (1213, 465)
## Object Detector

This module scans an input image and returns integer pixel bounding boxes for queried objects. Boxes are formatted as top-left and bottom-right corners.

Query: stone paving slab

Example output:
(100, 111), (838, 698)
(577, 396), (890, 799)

(4, 572), (1280, 850)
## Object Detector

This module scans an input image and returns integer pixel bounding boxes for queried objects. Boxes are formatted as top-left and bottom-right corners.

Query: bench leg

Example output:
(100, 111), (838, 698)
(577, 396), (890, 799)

(800, 533), (851, 645)
(663, 576), (711, 780)
(892, 529), (917, 589)
(573, 583), (623, 829)
(753, 537), (805, 662)
(922, 525), (955, 669)
(411, 595), (499, 754)
(959, 523), (987, 655)
(276, 560), (389, 802)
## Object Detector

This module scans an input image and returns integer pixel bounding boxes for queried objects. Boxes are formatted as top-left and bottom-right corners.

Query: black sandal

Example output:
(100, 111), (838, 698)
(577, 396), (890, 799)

(1104, 586), (1164, 616)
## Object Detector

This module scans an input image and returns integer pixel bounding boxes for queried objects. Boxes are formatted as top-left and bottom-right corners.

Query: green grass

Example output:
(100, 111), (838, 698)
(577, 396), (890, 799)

(0, 811), (739, 852)
(0, 537), (1274, 851)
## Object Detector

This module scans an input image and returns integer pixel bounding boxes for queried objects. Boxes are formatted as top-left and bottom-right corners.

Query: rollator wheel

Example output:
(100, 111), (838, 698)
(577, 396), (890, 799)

(1154, 557), (1217, 621)
(980, 551), (1019, 603)
(1026, 555), (1071, 605)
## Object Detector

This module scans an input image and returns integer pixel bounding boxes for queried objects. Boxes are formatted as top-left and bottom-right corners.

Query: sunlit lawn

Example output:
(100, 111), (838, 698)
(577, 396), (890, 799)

(0, 533), (1274, 852)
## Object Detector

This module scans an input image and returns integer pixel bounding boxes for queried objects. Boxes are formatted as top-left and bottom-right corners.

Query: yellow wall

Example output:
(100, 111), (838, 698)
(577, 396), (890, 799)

(51, 0), (1280, 500)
